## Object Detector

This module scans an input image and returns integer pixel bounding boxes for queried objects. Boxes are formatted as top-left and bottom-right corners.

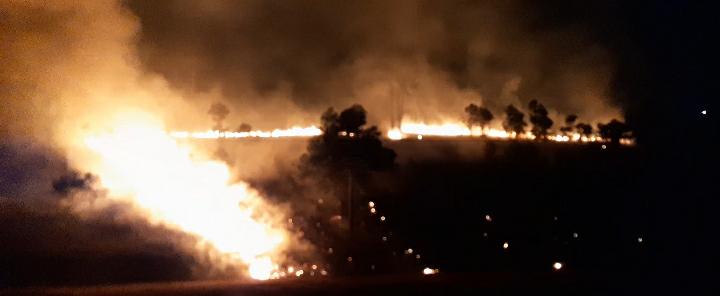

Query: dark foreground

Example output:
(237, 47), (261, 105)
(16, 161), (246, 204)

(2, 272), (647, 296)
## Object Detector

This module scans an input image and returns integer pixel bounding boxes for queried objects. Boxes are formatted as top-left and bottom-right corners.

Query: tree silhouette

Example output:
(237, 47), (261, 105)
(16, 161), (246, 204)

(53, 172), (95, 195)
(338, 104), (367, 134)
(598, 119), (631, 144)
(503, 104), (527, 135)
(236, 123), (252, 132)
(208, 102), (230, 130)
(575, 123), (593, 136)
(528, 100), (554, 138)
(300, 105), (396, 236)
(465, 104), (494, 130)
(565, 114), (578, 125)
(560, 114), (578, 134)
(301, 104), (396, 175)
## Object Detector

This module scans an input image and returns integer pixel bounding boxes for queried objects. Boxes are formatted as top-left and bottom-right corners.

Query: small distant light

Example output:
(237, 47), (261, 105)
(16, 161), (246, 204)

(417, 135), (423, 140)
(347, 256), (353, 262)
(601, 144), (607, 150)
(553, 216), (558, 221)
(423, 267), (439, 275)
(416, 254), (421, 259)
(328, 247), (334, 253)
(380, 216), (386, 221)
(370, 264), (375, 270)
(483, 232), (488, 237)
(553, 262), (563, 270)
(318, 199), (324, 204)
(701, 110), (707, 115)
(407, 248), (414, 254)
(320, 270), (328, 276)
(382, 236), (387, 241)
(370, 208), (377, 214)
(295, 270), (304, 277)
(637, 237), (643, 243)
(348, 132), (355, 137)
(287, 266), (295, 273)
(485, 214), (492, 222)
(311, 264), (317, 270)
(572, 232), (578, 238)
(502, 242), (509, 249)
(368, 201), (375, 208)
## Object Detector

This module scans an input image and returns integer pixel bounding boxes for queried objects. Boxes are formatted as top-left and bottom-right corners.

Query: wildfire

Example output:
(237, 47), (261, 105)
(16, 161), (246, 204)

(169, 119), (634, 145)
(78, 113), (288, 280)
(386, 120), (633, 145)
(170, 126), (322, 139)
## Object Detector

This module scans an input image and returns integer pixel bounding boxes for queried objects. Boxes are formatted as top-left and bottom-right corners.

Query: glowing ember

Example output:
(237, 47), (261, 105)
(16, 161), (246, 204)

(423, 267), (439, 275)
(79, 113), (287, 280)
(387, 129), (404, 140)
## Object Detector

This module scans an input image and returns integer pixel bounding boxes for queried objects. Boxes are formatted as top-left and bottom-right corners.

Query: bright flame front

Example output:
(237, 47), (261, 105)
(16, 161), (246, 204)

(386, 120), (633, 144)
(170, 126), (322, 139)
(80, 114), (287, 280)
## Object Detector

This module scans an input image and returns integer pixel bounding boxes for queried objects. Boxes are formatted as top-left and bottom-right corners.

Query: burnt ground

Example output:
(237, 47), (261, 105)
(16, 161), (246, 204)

(1, 137), (713, 294)
(2, 272), (644, 296)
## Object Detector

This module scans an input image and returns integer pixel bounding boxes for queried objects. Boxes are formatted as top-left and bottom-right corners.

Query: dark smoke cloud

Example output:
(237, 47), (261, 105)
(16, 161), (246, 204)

(127, 0), (621, 127)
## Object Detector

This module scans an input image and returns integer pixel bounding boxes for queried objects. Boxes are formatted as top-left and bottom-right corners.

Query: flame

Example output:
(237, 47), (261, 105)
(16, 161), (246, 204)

(170, 126), (322, 139)
(387, 120), (633, 145)
(78, 112), (287, 280)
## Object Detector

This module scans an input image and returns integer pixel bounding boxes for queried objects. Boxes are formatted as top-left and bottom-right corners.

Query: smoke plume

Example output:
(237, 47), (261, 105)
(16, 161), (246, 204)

(127, 0), (622, 127)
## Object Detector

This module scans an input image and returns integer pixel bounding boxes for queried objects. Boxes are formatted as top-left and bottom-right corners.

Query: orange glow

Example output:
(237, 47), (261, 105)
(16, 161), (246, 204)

(170, 126), (322, 139)
(386, 119), (633, 145)
(423, 267), (439, 275)
(79, 112), (288, 280)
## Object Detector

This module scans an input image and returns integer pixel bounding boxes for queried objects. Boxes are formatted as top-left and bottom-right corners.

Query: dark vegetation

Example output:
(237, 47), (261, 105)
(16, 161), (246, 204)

(256, 104), (646, 279)
(465, 100), (631, 144)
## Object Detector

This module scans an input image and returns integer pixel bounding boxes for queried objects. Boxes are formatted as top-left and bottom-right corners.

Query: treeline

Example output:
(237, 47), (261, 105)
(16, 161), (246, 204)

(465, 100), (633, 144)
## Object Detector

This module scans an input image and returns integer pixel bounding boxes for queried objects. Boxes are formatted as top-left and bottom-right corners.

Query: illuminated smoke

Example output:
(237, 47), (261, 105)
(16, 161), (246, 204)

(1, 1), (300, 280)
(73, 112), (290, 280)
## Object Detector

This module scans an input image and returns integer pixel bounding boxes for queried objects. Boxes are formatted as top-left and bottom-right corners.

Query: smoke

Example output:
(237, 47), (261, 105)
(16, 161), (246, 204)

(0, 0), (628, 285)
(0, 1), (312, 283)
(127, 0), (622, 127)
